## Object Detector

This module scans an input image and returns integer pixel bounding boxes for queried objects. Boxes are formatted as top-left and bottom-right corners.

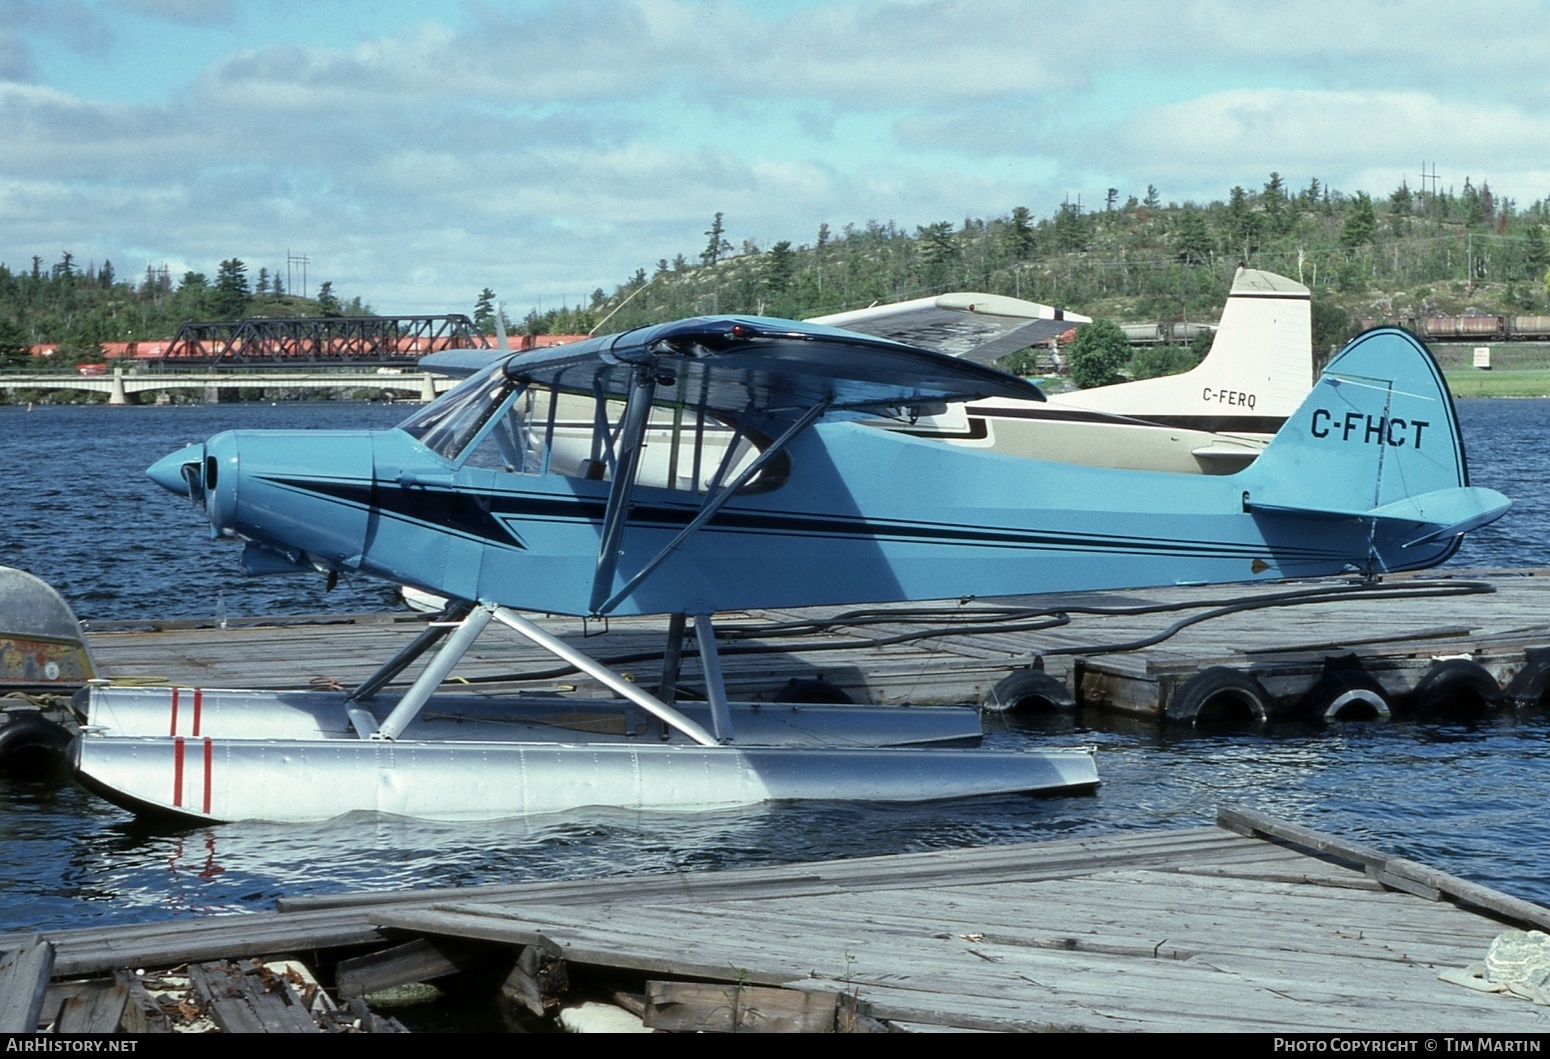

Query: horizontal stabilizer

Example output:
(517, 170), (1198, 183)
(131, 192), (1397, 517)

(811, 293), (1089, 365)
(1374, 487), (1513, 546)
(1247, 486), (1509, 546)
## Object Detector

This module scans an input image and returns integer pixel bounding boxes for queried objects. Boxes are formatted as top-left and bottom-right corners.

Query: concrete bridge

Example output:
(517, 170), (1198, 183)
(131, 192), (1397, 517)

(0, 367), (457, 405)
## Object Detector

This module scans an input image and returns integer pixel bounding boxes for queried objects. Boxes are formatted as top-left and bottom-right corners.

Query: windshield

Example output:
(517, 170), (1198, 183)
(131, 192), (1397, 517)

(397, 363), (518, 461)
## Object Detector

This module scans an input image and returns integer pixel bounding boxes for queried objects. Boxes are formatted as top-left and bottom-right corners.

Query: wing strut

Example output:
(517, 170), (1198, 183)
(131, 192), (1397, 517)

(592, 395), (832, 616)
(589, 366), (659, 613)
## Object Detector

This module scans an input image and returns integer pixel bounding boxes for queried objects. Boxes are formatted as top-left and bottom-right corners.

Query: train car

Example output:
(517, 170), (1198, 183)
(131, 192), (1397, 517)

(1508, 315), (1550, 340)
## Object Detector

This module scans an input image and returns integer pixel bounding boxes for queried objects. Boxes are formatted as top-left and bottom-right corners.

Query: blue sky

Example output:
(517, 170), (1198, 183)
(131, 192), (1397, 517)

(3, 0), (1548, 318)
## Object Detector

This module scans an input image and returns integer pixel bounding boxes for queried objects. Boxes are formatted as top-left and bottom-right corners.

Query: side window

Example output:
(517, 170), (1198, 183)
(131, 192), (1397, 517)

(463, 388), (551, 474)
(464, 383), (787, 494)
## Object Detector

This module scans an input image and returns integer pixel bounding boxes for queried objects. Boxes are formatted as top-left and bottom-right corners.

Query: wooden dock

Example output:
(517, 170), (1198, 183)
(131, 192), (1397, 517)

(79, 568), (1550, 721)
(6, 807), (1550, 1032)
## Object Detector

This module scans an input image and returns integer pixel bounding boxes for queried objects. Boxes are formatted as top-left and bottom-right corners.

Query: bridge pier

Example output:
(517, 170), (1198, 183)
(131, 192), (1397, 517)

(108, 369), (130, 406)
(420, 375), (438, 403)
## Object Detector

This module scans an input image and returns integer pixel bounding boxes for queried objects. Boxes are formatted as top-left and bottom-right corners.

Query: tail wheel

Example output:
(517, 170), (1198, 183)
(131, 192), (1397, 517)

(981, 670), (1075, 714)
(1165, 667), (1276, 726)
(1300, 668), (1390, 721)
(1410, 659), (1503, 715)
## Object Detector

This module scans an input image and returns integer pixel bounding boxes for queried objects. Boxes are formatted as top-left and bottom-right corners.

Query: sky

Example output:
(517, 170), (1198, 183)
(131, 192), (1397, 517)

(3, 0), (1548, 319)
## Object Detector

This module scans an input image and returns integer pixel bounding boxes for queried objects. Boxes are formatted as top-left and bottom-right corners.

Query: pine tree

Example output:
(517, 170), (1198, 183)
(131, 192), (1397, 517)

(1261, 172), (1289, 235)
(701, 213), (731, 266)
(1172, 207), (1212, 265)
(1005, 206), (1035, 260)
(1526, 226), (1549, 275)
(764, 241), (796, 297)
(1224, 187), (1260, 258)
(1389, 182), (1414, 236)
(0, 315), (28, 365)
(474, 288), (497, 332)
(1053, 203), (1088, 252)
(211, 259), (251, 318)
(1340, 193), (1377, 249)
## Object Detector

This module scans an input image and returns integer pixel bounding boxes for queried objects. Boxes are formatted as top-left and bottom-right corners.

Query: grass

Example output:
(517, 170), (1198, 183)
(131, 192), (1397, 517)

(1443, 369), (1550, 398)
(1428, 342), (1550, 397)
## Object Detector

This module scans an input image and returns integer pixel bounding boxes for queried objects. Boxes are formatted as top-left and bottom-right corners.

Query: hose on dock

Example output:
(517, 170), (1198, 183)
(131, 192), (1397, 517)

(446, 579), (1497, 686)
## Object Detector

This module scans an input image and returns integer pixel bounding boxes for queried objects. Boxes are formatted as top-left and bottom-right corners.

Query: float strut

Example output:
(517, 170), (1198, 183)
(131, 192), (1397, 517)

(347, 600), (473, 704)
(489, 605), (721, 747)
(693, 614), (735, 743)
(367, 604), (495, 740)
(658, 612), (687, 707)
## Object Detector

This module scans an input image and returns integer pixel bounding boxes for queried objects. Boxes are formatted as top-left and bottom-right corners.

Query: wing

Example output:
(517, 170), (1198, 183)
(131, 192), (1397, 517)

(417, 345), (512, 378)
(495, 314), (1046, 419)
(809, 293), (1089, 365)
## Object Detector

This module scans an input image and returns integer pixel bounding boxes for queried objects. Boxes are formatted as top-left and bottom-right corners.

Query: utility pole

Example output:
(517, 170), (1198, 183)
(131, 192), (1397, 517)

(1420, 163), (1440, 206)
(287, 251), (310, 298)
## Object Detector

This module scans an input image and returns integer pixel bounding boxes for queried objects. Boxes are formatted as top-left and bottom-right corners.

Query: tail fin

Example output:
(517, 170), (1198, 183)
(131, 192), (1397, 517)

(1049, 266), (1312, 430)
(1243, 327), (1508, 571)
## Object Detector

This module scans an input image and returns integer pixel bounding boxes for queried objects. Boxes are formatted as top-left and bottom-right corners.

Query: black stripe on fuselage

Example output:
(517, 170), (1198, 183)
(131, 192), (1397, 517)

(262, 476), (530, 550)
(962, 404), (1287, 435)
(262, 476), (1350, 565)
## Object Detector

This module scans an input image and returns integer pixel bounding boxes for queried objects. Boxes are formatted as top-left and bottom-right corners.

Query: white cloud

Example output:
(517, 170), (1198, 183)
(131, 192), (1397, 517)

(1104, 89), (1550, 200)
(5, 0), (1550, 317)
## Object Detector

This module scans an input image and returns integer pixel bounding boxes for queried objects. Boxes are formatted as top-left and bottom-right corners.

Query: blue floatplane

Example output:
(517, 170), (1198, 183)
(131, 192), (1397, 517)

(73, 319), (1506, 822)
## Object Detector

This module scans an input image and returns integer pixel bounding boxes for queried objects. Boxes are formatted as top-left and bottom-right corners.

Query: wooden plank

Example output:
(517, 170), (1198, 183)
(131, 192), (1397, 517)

(83, 570), (1550, 712)
(334, 937), (488, 998)
(188, 960), (320, 1034)
(276, 826), (1252, 912)
(644, 981), (847, 1033)
(54, 982), (128, 1034)
(115, 970), (172, 1034)
(1218, 805), (1550, 931)
(0, 936), (54, 1032)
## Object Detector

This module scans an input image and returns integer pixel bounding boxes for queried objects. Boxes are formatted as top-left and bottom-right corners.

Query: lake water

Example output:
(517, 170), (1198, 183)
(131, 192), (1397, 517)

(1, 397), (1547, 934)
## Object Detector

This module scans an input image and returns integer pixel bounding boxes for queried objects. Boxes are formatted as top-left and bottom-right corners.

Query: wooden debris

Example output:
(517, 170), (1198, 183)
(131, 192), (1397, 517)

(501, 939), (568, 1017)
(53, 980), (129, 1034)
(334, 937), (485, 998)
(643, 981), (883, 1033)
(0, 935), (53, 1032)
(188, 959), (321, 1034)
(115, 970), (172, 1033)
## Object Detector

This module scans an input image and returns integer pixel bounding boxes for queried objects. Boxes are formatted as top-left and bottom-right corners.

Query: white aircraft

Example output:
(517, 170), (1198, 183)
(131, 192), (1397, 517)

(820, 267), (1313, 474)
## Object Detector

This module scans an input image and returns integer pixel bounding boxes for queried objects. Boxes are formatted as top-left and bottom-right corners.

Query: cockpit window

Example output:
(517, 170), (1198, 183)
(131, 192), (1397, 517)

(397, 363), (517, 461)
(463, 387), (550, 474)
(460, 382), (788, 494)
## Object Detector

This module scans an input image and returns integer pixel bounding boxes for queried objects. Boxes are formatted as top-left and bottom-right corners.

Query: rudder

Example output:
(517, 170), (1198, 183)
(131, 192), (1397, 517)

(1243, 327), (1504, 571)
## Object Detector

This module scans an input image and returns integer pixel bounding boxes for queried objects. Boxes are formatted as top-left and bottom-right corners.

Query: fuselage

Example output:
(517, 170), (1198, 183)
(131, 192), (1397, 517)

(179, 414), (1412, 618)
(148, 324), (1497, 620)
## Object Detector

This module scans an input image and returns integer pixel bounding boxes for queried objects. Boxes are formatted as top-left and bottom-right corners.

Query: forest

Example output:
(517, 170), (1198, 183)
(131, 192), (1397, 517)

(0, 256), (367, 364)
(6, 173), (1550, 371)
